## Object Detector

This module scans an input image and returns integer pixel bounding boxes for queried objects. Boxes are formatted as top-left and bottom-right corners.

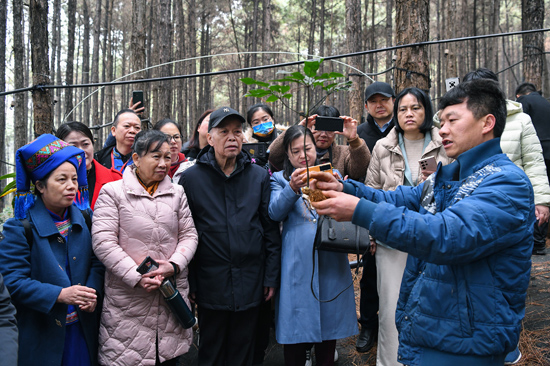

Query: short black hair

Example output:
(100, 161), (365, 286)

(113, 109), (138, 127)
(515, 82), (537, 97)
(132, 129), (170, 157)
(462, 68), (498, 82)
(188, 109), (214, 151)
(313, 105), (340, 117)
(282, 125), (317, 181)
(438, 79), (507, 138)
(56, 121), (95, 145)
(153, 118), (182, 135)
(393, 87), (434, 135)
(247, 104), (274, 125)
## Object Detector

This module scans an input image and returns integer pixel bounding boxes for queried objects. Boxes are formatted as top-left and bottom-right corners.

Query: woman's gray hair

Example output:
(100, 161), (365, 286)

(132, 129), (170, 157)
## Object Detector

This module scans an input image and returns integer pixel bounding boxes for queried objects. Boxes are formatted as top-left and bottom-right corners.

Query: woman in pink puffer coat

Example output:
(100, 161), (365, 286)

(92, 130), (198, 366)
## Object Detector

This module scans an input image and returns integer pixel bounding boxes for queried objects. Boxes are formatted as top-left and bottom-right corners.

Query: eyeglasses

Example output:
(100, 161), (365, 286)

(165, 134), (182, 141)
(252, 116), (274, 125)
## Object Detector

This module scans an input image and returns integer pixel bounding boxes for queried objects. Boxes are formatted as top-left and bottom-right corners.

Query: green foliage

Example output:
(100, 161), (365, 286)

(0, 172), (16, 199)
(240, 58), (352, 117)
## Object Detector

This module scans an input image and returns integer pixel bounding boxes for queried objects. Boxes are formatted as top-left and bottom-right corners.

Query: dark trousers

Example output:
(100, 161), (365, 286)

(253, 300), (272, 365)
(198, 306), (260, 366)
(534, 220), (548, 249)
(358, 252), (379, 329)
(283, 340), (336, 366)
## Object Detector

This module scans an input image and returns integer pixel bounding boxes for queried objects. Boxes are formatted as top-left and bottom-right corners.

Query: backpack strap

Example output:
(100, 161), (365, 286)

(80, 209), (92, 232)
(20, 218), (33, 249)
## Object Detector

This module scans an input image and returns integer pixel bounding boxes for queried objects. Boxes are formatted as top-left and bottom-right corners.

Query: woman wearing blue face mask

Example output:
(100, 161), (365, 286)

(244, 104), (287, 172)
(246, 104), (279, 143)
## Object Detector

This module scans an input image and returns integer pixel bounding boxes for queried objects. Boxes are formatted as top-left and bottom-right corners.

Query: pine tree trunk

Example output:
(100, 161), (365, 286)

(174, 0), (186, 132)
(91, 0), (102, 147)
(385, 0), (393, 73)
(346, 0), (363, 122)
(82, 0), (91, 126)
(50, 0), (60, 126)
(158, 0), (172, 119)
(262, 0), (272, 64)
(187, 0), (197, 125)
(30, 0), (53, 135)
(445, 0), (457, 81)
(65, 0), (77, 119)
(132, 0), (147, 119)
(13, 0), (27, 151)
(394, 0), (430, 93)
(522, 0), (544, 88)
(54, 0), (62, 126)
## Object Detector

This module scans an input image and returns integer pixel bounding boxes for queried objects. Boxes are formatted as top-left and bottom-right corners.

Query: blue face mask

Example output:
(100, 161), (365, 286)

(252, 121), (274, 137)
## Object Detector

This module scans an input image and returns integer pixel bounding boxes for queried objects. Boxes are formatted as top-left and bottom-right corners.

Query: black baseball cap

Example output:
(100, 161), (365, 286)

(208, 107), (246, 132)
(364, 82), (395, 102)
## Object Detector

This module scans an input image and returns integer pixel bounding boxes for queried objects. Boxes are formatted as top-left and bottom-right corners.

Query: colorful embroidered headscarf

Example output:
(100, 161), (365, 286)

(15, 134), (89, 219)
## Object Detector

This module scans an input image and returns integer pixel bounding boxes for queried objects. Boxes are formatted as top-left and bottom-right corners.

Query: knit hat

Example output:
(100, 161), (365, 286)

(14, 134), (89, 219)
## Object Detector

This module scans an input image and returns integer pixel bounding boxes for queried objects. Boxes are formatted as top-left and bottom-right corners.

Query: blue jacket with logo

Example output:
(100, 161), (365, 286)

(344, 138), (534, 365)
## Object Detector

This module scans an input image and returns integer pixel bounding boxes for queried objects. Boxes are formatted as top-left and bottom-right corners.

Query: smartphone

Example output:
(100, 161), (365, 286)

(136, 256), (159, 275)
(419, 156), (437, 172)
(132, 90), (144, 109)
(307, 163), (333, 175)
(315, 116), (344, 132)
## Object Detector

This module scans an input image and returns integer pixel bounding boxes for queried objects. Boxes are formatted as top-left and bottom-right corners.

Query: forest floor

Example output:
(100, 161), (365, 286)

(180, 247), (550, 366)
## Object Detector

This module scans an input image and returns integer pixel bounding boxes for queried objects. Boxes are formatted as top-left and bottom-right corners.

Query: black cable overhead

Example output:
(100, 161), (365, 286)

(1, 28), (548, 97)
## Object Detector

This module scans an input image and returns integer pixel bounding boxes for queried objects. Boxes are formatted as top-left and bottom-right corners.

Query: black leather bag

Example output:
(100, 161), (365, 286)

(314, 215), (370, 254)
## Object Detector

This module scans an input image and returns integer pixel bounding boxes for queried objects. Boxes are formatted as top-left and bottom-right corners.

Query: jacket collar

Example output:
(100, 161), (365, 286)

(196, 145), (251, 178)
(438, 138), (503, 182)
(367, 114), (394, 132)
(383, 127), (444, 155)
(27, 196), (86, 237)
(123, 165), (175, 198)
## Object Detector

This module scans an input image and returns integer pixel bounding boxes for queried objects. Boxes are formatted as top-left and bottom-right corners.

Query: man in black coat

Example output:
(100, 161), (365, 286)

(179, 107), (281, 366)
(357, 81), (396, 152)
(516, 82), (550, 255)
(355, 81), (396, 353)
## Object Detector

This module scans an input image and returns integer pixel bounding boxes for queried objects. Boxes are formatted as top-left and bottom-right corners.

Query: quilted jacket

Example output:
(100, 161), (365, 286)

(346, 138), (534, 365)
(92, 165), (198, 366)
(435, 100), (550, 206)
(500, 100), (550, 206)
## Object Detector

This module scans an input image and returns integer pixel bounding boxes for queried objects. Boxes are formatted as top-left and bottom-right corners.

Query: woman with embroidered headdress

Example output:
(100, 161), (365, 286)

(0, 134), (104, 366)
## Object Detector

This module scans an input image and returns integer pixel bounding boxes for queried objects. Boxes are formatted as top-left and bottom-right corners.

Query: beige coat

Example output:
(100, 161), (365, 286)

(366, 127), (452, 190)
(92, 166), (198, 366)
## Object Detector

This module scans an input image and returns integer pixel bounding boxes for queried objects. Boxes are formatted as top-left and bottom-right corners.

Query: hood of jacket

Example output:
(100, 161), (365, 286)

(506, 99), (523, 117)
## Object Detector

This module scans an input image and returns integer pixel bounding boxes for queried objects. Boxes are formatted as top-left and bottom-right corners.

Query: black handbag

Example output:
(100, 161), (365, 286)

(310, 214), (370, 303)
(314, 214), (370, 254)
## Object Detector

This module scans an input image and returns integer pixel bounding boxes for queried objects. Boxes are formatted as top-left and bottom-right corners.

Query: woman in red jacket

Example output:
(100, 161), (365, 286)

(57, 122), (122, 210)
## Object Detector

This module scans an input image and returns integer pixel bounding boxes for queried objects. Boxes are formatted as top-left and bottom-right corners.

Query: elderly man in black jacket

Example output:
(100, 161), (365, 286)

(179, 107), (281, 366)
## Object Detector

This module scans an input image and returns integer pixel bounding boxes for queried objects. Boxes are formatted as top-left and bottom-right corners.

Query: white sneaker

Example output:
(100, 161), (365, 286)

(305, 348), (312, 366)
(334, 349), (339, 362)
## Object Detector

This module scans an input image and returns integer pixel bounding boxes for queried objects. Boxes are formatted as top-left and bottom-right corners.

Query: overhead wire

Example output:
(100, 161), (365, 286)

(1, 28), (548, 99)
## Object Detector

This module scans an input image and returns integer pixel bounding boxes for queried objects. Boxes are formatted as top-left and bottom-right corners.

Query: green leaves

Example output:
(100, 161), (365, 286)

(239, 77), (270, 88)
(0, 172), (16, 199)
(303, 59), (321, 77)
(240, 58), (350, 116)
